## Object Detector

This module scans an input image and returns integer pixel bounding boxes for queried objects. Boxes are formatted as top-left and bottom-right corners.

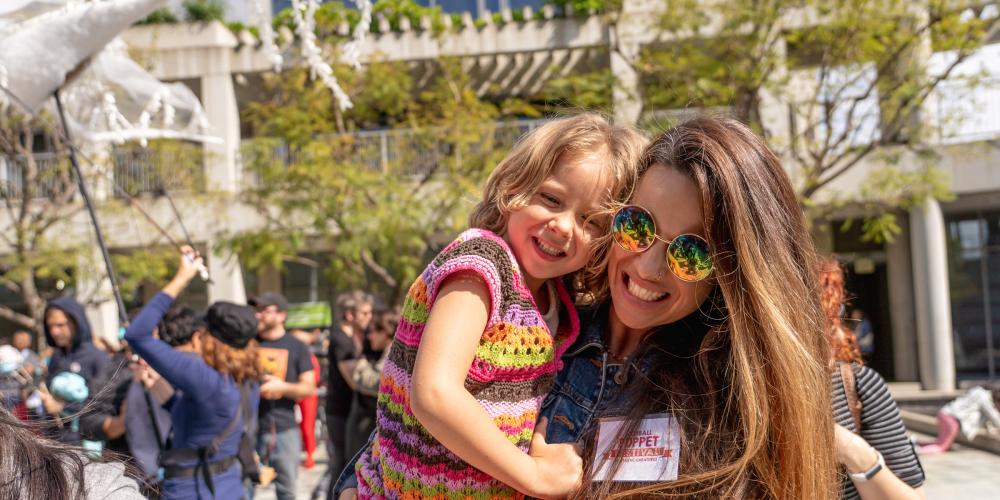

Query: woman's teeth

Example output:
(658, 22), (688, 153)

(536, 238), (565, 257)
(627, 278), (668, 302)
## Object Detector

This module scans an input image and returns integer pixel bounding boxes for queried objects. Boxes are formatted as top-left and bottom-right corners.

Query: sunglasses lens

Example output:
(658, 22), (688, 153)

(612, 206), (656, 252)
(667, 234), (713, 282)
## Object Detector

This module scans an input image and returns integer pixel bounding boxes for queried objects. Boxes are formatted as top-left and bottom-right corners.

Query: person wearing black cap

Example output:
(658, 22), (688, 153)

(247, 292), (316, 500)
(125, 248), (261, 499)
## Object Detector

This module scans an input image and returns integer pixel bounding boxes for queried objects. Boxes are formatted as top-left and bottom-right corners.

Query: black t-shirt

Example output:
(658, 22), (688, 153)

(326, 328), (359, 417)
(257, 332), (314, 432)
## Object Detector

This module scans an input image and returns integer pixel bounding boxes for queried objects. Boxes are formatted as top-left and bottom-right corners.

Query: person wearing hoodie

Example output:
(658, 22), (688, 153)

(38, 296), (111, 444)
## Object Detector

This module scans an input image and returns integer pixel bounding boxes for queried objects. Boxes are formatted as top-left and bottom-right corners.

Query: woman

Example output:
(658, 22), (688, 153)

(125, 248), (260, 499)
(818, 258), (925, 499)
(338, 116), (837, 498)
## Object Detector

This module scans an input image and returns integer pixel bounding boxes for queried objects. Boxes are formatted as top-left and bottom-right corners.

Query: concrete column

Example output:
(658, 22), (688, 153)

(78, 251), (122, 351)
(610, 0), (645, 124)
(80, 142), (113, 201)
(199, 24), (241, 193)
(887, 214), (919, 381)
(206, 241), (247, 304)
(909, 198), (955, 390)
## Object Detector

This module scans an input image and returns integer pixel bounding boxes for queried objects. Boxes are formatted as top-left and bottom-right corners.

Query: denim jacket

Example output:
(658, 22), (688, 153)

(334, 301), (709, 493)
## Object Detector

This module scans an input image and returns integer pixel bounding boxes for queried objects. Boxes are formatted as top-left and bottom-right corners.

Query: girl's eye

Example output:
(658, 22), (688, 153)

(539, 193), (560, 206)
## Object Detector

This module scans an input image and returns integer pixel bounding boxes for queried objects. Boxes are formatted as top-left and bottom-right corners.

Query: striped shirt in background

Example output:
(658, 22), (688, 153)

(832, 363), (925, 500)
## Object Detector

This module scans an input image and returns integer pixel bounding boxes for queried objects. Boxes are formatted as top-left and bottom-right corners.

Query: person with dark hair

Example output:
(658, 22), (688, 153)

(158, 305), (200, 347)
(12, 329), (43, 375)
(38, 296), (110, 444)
(125, 248), (261, 499)
(818, 257), (925, 499)
(343, 309), (399, 460)
(0, 404), (142, 499)
(247, 292), (316, 500)
(325, 290), (373, 479)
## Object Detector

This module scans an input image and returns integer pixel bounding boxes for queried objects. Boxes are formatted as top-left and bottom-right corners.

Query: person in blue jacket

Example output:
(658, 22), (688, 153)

(38, 295), (110, 443)
(126, 248), (260, 499)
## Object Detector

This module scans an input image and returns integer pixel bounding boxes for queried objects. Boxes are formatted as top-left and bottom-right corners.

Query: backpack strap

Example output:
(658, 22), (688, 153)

(839, 362), (863, 433)
(159, 383), (246, 495)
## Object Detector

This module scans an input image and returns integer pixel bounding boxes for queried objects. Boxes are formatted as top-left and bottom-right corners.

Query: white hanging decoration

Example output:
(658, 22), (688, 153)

(341, 0), (371, 70)
(252, 0), (282, 72)
(290, 0), (352, 110)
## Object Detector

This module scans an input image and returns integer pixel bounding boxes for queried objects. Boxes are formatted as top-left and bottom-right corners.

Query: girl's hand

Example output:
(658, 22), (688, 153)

(338, 490), (358, 500)
(525, 417), (583, 499)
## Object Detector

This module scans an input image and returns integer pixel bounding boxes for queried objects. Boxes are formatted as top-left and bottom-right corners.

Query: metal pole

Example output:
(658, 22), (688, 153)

(54, 90), (129, 326)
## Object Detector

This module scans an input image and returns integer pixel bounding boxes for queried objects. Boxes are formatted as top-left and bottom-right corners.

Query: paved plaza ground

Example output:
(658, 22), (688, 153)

(254, 432), (1000, 499)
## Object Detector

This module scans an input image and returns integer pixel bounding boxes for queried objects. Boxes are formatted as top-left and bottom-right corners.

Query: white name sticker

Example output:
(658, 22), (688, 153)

(592, 414), (680, 482)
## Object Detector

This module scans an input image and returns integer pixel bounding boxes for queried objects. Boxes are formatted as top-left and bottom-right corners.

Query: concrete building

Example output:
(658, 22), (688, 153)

(1, 1), (997, 388)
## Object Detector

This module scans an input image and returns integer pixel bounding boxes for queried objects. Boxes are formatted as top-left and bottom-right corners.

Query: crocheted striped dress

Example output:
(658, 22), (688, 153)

(356, 228), (580, 499)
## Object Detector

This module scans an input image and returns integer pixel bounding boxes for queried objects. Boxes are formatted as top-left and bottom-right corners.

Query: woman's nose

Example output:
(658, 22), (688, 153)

(635, 242), (668, 282)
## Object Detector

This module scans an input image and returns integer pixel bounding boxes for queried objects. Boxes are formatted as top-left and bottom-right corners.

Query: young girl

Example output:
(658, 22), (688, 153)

(354, 114), (646, 499)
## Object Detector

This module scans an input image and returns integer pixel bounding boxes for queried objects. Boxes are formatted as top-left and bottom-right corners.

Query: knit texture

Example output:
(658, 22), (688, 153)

(356, 229), (580, 499)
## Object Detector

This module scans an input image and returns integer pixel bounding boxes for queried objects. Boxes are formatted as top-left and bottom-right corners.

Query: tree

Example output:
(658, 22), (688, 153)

(636, 0), (998, 241)
(231, 59), (511, 304)
(0, 108), (81, 338)
(0, 105), (204, 342)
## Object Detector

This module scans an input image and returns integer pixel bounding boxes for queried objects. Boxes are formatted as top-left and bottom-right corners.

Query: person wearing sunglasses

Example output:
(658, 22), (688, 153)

(335, 116), (835, 500)
(534, 115), (837, 498)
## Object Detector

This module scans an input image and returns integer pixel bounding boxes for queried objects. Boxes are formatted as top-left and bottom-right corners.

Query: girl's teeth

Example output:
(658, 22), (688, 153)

(627, 278), (667, 302)
(537, 239), (564, 256)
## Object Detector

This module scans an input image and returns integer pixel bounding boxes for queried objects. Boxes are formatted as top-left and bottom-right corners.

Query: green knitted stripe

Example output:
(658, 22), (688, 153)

(401, 297), (429, 324)
(474, 342), (554, 368)
(381, 466), (520, 499)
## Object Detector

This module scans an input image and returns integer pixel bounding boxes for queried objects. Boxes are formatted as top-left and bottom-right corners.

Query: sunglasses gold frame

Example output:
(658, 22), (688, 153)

(611, 205), (714, 282)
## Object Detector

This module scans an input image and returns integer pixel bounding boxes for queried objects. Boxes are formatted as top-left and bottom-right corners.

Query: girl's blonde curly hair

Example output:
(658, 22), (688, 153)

(468, 112), (647, 298)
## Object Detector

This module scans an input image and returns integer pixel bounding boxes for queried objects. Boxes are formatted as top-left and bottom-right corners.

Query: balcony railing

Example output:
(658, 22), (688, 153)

(1, 144), (204, 201)
(239, 119), (549, 186)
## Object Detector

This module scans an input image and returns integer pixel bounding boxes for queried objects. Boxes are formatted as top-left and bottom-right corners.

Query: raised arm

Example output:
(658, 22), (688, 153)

(125, 248), (223, 397)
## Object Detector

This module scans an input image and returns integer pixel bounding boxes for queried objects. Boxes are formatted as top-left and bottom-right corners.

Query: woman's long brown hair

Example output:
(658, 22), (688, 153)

(582, 116), (837, 499)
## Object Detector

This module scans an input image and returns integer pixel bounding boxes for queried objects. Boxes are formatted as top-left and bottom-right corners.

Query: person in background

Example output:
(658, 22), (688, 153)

(39, 296), (110, 444)
(249, 292), (317, 500)
(291, 327), (322, 469)
(851, 308), (875, 360)
(78, 338), (131, 461)
(918, 384), (1000, 454)
(12, 329), (43, 375)
(343, 309), (398, 460)
(818, 257), (925, 499)
(323, 290), (372, 492)
(126, 248), (261, 499)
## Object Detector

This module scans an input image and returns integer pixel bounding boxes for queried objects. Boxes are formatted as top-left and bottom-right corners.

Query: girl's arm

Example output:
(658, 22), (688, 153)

(410, 274), (582, 499)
